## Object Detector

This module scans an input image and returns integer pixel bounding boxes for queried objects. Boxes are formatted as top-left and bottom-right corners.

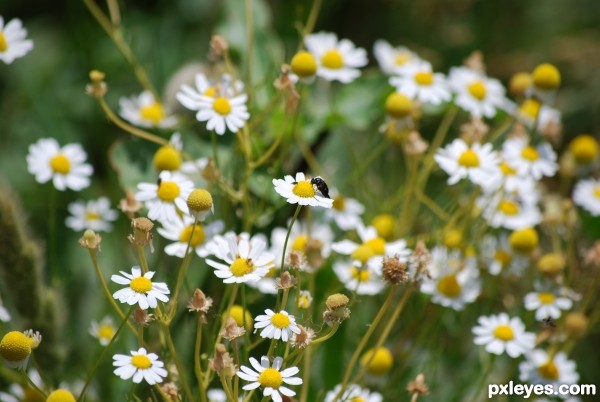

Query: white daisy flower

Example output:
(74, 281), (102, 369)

(0, 17), (33, 64)
(273, 172), (334, 208)
(27, 138), (93, 191)
(472, 313), (535, 358)
(113, 347), (168, 385)
(389, 60), (451, 105)
(89, 316), (116, 346)
(297, 290), (313, 309)
(572, 178), (600, 216)
(246, 267), (279, 295)
(0, 300), (10, 322)
(180, 157), (210, 185)
(237, 356), (302, 402)
(323, 191), (365, 231)
(524, 290), (573, 321)
(333, 260), (386, 295)
(434, 139), (501, 186)
(253, 309), (301, 342)
(448, 66), (508, 118)
(303, 32), (367, 83)
(157, 215), (224, 258)
(270, 220), (333, 270)
(373, 39), (419, 75)
(324, 384), (383, 402)
(135, 170), (194, 224)
(207, 389), (242, 402)
(502, 138), (558, 180)
(205, 232), (274, 284)
(177, 72), (245, 104)
(420, 246), (481, 311)
(481, 160), (539, 204)
(332, 223), (410, 270)
(111, 266), (170, 310)
(479, 193), (542, 230)
(119, 90), (178, 129)
(65, 197), (118, 232)
(519, 349), (579, 389)
(480, 234), (528, 276)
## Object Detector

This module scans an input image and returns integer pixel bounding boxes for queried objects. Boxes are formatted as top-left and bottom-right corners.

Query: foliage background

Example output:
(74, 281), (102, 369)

(1, 0), (600, 400)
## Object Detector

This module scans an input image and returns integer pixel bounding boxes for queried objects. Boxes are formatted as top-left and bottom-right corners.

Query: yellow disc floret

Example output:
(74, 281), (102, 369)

(291, 51), (317, 78)
(509, 227), (538, 253)
(443, 229), (463, 249)
(292, 181), (316, 198)
(538, 360), (559, 380)
(50, 154), (71, 174)
(230, 258), (254, 277)
(351, 267), (371, 282)
(538, 292), (555, 305)
(213, 97), (232, 115)
(385, 92), (413, 118)
(493, 325), (515, 341)
(258, 367), (283, 388)
(498, 200), (520, 215)
(364, 237), (386, 255)
(414, 71), (433, 86)
(532, 63), (560, 90)
(569, 134), (599, 164)
(179, 224), (205, 247)
(187, 188), (213, 212)
(521, 146), (540, 161)
(332, 195), (345, 211)
(360, 347), (393, 375)
(271, 312), (291, 329)
(0, 331), (32, 363)
(509, 72), (532, 97)
(130, 276), (152, 293)
(371, 214), (395, 240)
(225, 305), (253, 331)
(153, 146), (182, 171)
(467, 80), (487, 100)
(437, 275), (461, 298)
(292, 235), (309, 251)
(97, 325), (115, 341)
(157, 181), (180, 202)
(0, 33), (7, 52)
(520, 99), (541, 119)
(458, 149), (480, 167)
(131, 354), (152, 369)
(321, 50), (344, 69)
(46, 389), (76, 402)
(139, 102), (165, 125)
(351, 245), (375, 263)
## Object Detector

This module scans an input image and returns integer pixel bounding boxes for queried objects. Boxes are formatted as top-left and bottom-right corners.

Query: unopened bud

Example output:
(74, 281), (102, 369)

(79, 229), (102, 250)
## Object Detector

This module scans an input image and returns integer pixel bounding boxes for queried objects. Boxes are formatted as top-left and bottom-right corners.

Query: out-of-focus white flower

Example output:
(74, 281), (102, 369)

(304, 32), (367, 83)
(373, 39), (419, 75)
(65, 197), (118, 232)
(434, 139), (500, 186)
(472, 313), (535, 358)
(389, 60), (451, 105)
(0, 17), (33, 64)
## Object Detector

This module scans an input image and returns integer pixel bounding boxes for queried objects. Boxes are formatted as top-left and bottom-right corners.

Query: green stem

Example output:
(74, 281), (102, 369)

(163, 325), (194, 402)
(171, 216), (199, 313)
(194, 316), (207, 402)
(49, 187), (57, 284)
(22, 370), (47, 398)
(98, 98), (167, 145)
(78, 306), (135, 402)
(280, 205), (303, 271)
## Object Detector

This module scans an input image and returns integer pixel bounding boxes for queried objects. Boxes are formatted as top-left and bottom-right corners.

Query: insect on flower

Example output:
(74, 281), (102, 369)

(310, 176), (330, 198)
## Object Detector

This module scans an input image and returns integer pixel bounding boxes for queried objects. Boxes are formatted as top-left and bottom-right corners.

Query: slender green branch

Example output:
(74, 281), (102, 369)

(98, 98), (167, 145)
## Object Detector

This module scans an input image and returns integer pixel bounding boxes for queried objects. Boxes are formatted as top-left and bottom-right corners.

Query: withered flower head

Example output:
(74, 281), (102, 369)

(79, 229), (102, 251)
(220, 317), (246, 341)
(286, 250), (307, 271)
(584, 241), (600, 268)
(405, 131), (429, 156)
(323, 293), (351, 327)
(133, 306), (154, 327)
(209, 344), (237, 378)
(201, 158), (220, 183)
(119, 190), (143, 218)
(463, 50), (485, 72)
(210, 35), (229, 57)
(459, 117), (489, 144)
(410, 240), (431, 281)
(188, 289), (213, 317)
(160, 382), (180, 401)
(382, 255), (409, 285)
(407, 373), (429, 397)
(290, 324), (315, 349)
(85, 69), (108, 98)
(275, 271), (296, 291)
(128, 217), (154, 251)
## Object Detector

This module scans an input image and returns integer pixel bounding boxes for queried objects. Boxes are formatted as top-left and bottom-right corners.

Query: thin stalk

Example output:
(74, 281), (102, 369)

(49, 187), (58, 284)
(301, 0), (324, 41)
(163, 325), (194, 402)
(171, 216), (199, 313)
(22, 371), (47, 398)
(194, 316), (207, 402)
(98, 98), (167, 145)
(280, 205), (303, 271)
(244, 0), (254, 96)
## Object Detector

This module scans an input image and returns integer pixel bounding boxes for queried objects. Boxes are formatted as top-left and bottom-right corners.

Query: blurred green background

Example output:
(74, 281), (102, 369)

(1, 0), (600, 400)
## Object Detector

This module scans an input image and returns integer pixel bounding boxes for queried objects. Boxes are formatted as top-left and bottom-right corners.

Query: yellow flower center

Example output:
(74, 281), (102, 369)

(157, 181), (181, 202)
(493, 324), (515, 341)
(213, 97), (232, 115)
(351, 398), (366, 402)
(351, 267), (371, 282)
(494, 249), (512, 266)
(130, 276), (152, 293)
(271, 312), (291, 329)
(230, 258), (254, 277)
(291, 51), (317, 77)
(258, 367), (283, 389)
(85, 211), (101, 221)
(538, 292), (555, 304)
(500, 162), (517, 176)
(385, 92), (413, 118)
(0, 33), (7, 52)
(414, 71), (433, 86)
(360, 347), (393, 375)
(153, 146), (182, 171)
(46, 389), (76, 402)
(509, 72), (532, 96)
(509, 228), (538, 253)
(226, 305), (253, 330)
(569, 134), (599, 164)
(321, 49), (344, 69)
(179, 224), (206, 247)
(139, 102), (165, 125)
(595, 187), (600, 199)
(395, 53), (411, 66)
(371, 214), (395, 240)
(468, 80), (487, 100)
(532, 63), (560, 90)
(351, 245), (375, 263)
(498, 200), (520, 215)
(131, 354), (152, 369)
(457, 149), (480, 168)
(50, 154), (71, 174)
(97, 324), (115, 340)
(521, 145), (540, 161)
(204, 87), (217, 97)
(292, 181), (316, 198)
(538, 360), (559, 380)
(364, 237), (386, 255)
(437, 275), (461, 298)
(332, 195), (346, 211)
(297, 294), (311, 309)
(292, 235), (309, 252)
(0, 331), (32, 362)
(443, 229), (463, 249)
(187, 188), (213, 212)
(22, 388), (45, 402)
(520, 99), (541, 119)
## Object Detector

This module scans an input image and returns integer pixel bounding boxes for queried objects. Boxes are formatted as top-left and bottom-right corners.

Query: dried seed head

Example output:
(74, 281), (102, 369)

(79, 229), (102, 251)
(85, 70), (108, 98)
(187, 289), (213, 317)
(460, 117), (489, 144)
(220, 317), (245, 341)
(407, 373), (429, 396)
(564, 312), (588, 339)
(119, 190), (143, 218)
(275, 271), (296, 290)
(133, 307), (154, 327)
(382, 255), (409, 285)
(463, 50), (485, 72)
(323, 293), (351, 327)
(537, 253), (565, 277)
(129, 217), (154, 250)
(584, 241), (600, 268)
(410, 240), (431, 280)
(405, 131), (429, 156)
(286, 250), (307, 271)
(210, 35), (229, 57)
(290, 324), (315, 349)
(209, 344), (236, 378)
(160, 382), (179, 401)
(201, 158), (220, 183)
(325, 293), (349, 310)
